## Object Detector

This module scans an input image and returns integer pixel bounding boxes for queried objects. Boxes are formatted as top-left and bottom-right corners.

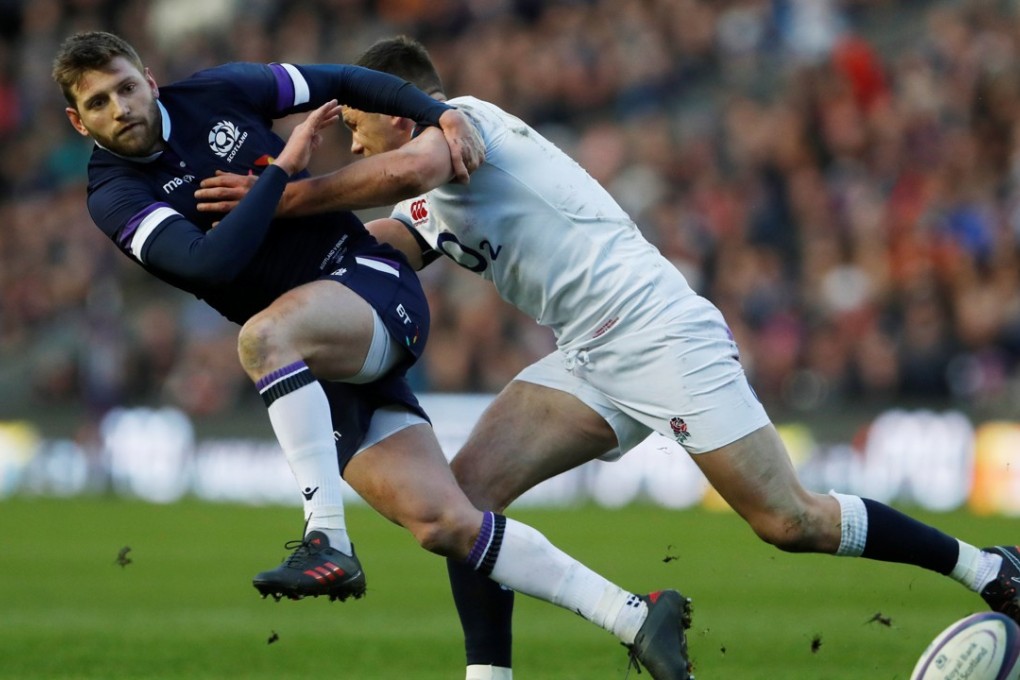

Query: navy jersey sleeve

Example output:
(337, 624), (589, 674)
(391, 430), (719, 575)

(197, 62), (451, 125)
(88, 161), (290, 285)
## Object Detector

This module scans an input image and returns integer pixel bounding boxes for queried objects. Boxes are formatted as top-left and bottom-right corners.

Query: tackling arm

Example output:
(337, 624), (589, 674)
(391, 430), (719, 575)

(195, 126), (454, 217)
(296, 65), (482, 181)
(287, 126), (454, 214)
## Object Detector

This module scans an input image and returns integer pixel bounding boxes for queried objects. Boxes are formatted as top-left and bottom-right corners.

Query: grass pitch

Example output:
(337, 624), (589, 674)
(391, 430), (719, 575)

(0, 496), (1013, 679)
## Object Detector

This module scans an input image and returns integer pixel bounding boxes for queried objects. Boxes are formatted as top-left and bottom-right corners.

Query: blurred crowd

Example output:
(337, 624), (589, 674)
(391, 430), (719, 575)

(3, 0), (1020, 426)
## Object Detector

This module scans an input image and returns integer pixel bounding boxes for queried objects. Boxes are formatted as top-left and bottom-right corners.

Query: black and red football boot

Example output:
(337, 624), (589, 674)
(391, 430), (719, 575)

(253, 530), (366, 602)
(627, 589), (694, 680)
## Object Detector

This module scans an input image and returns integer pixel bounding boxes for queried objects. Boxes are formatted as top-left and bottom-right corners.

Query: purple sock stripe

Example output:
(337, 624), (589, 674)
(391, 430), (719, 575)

(256, 360), (309, 392)
(466, 511), (495, 570)
(478, 514), (506, 576)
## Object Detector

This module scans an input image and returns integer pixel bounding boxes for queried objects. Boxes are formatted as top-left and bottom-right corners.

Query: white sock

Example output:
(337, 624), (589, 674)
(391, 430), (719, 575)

(485, 517), (647, 644)
(829, 491), (867, 557)
(951, 541), (1001, 592)
(264, 375), (351, 554)
(465, 665), (512, 680)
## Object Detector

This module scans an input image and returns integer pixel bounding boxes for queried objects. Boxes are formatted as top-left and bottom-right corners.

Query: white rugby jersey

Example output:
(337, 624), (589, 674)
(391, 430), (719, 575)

(393, 96), (695, 350)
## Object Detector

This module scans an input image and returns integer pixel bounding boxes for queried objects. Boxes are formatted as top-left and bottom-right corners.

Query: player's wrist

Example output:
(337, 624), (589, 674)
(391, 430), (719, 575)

(270, 156), (299, 177)
(263, 162), (294, 181)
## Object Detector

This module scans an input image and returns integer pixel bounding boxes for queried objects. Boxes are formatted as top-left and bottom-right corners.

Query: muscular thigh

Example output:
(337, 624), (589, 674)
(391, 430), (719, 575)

(256, 251), (428, 381)
(261, 279), (375, 379)
(451, 380), (618, 510)
(692, 424), (816, 523)
(344, 424), (477, 538)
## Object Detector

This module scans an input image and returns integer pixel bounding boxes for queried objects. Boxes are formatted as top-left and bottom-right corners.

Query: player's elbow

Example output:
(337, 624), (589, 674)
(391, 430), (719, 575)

(185, 258), (245, 287)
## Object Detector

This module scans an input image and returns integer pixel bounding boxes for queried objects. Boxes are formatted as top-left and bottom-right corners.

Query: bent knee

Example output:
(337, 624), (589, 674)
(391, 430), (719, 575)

(410, 514), (477, 558)
(238, 312), (287, 375)
(748, 504), (837, 553)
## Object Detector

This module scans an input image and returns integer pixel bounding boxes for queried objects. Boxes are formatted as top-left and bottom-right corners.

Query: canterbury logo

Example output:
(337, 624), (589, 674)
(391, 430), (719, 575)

(301, 486), (319, 501)
(303, 562), (346, 583)
(409, 199), (428, 222)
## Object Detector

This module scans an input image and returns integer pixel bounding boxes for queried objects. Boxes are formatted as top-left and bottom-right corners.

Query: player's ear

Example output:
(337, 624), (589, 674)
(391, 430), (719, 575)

(144, 67), (159, 98)
(393, 116), (415, 134)
(65, 107), (90, 137)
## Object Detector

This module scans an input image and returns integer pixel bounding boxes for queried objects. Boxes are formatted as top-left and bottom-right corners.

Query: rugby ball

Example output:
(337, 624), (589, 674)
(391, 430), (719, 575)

(910, 612), (1020, 680)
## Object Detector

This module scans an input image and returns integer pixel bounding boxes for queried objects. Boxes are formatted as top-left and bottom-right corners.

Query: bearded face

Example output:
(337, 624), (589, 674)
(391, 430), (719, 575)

(66, 56), (162, 157)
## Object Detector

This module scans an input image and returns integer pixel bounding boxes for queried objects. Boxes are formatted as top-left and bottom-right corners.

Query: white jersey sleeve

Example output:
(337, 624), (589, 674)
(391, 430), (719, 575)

(393, 96), (695, 349)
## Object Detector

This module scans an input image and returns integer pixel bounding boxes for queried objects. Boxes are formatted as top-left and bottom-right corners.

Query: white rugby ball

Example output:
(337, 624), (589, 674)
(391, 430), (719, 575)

(910, 612), (1020, 680)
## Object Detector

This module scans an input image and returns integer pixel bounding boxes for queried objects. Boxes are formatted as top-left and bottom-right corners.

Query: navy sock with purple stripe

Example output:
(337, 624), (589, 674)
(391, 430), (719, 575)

(467, 511), (507, 576)
(454, 511), (513, 667)
(257, 360), (315, 407)
(447, 558), (514, 667)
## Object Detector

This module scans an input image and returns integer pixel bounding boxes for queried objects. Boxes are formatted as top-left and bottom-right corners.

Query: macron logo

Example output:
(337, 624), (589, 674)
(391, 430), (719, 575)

(162, 174), (195, 194)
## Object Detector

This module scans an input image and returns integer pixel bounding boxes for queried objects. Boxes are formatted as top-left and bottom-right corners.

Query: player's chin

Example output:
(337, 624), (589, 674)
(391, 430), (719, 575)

(112, 130), (158, 156)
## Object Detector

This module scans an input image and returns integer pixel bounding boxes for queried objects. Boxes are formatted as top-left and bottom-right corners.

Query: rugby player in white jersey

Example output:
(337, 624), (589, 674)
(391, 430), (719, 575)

(196, 35), (1020, 680)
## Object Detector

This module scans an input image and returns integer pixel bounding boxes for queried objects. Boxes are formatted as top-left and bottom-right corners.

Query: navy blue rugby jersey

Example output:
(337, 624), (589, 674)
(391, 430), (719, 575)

(85, 61), (451, 324)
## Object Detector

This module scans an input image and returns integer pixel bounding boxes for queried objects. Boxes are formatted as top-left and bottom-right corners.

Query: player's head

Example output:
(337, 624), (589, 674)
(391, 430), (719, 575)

(53, 31), (162, 157)
(343, 36), (444, 158)
(355, 36), (444, 98)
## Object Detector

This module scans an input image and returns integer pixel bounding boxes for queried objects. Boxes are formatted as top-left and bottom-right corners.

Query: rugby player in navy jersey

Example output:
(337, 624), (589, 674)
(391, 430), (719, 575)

(53, 31), (695, 676)
(197, 35), (1020, 680)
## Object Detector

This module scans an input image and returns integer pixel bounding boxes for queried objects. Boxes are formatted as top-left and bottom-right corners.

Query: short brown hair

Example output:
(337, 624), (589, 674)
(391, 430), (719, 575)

(355, 36), (444, 97)
(52, 31), (144, 106)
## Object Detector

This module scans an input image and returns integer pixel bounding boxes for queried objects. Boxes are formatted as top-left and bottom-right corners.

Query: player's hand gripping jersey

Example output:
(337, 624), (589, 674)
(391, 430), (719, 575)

(391, 97), (696, 351)
(86, 62), (451, 324)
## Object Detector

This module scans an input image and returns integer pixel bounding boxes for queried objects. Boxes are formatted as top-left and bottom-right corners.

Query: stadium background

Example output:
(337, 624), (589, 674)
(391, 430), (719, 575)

(2, 0), (1020, 513)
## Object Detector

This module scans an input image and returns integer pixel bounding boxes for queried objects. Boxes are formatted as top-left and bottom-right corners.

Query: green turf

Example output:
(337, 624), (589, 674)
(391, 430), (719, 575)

(0, 497), (1015, 679)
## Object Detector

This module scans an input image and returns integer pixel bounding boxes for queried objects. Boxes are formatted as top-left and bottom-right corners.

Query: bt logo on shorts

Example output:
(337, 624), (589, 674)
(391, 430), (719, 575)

(396, 304), (413, 325)
(396, 304), (420, 346)
(409, 199), (429, 223)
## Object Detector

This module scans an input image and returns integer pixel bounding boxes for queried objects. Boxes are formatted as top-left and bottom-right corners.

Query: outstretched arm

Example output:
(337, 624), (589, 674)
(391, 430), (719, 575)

(284, 64), (482, 180)
(195, 125), (454, 217)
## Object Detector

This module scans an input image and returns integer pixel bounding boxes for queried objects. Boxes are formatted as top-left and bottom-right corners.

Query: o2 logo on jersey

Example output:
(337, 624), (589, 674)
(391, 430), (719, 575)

(208, 120), (248, 161)
(436, 232), (502, 273)
(409, 199), (429, 224)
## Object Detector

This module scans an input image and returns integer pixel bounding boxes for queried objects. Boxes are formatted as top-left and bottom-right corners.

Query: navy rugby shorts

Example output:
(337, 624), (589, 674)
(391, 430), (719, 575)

(318, 246), (432, 473)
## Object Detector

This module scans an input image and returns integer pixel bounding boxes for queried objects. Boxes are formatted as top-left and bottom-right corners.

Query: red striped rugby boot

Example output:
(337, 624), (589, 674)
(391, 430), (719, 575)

(253, 530), (366, 602)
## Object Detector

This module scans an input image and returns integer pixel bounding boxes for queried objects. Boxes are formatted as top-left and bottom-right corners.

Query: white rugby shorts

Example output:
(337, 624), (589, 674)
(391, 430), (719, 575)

(516, 294), (770, 458)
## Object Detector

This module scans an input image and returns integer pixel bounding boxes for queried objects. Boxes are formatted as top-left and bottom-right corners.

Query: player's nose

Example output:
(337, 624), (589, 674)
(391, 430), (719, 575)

(111, 95), (131, 118)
